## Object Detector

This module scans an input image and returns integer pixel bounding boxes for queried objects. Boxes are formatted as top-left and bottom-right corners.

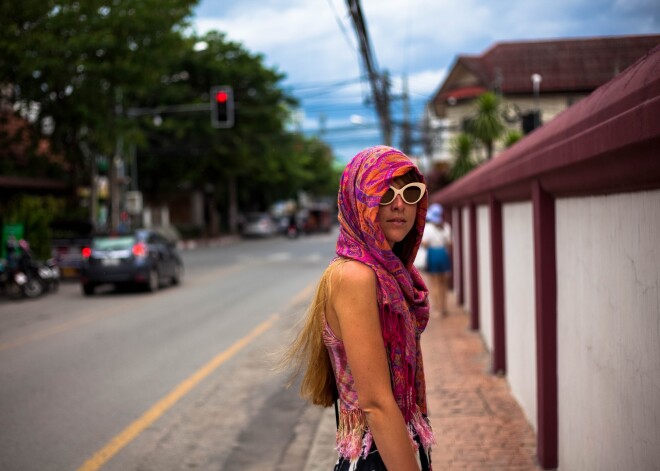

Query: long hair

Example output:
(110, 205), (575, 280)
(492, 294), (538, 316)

(279, 258), (346, 407)
(391, 170), (423, 265)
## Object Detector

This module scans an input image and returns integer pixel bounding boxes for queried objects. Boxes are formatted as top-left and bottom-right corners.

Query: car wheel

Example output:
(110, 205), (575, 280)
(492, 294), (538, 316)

(146, 268), (159, 292)
(171, 263), (182, 285)
(82, 283), (95, 296)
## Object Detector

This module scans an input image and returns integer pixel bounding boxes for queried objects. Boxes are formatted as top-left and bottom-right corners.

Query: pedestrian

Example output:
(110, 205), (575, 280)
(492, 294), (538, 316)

(281, 145), (435, 470)
(421, 203), (452, 317)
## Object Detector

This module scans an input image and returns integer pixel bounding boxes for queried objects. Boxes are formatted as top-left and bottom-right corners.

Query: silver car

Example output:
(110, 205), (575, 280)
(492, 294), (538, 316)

(241, 213), (277, 238)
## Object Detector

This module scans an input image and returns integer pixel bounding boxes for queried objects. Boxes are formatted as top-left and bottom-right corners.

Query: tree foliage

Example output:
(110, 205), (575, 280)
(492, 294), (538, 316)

(449, 133), (477, 181)
(0, 1), (341, 231)
(503, 129), (523, 148)
(0, 0), (198, 183)
(470, 92), (505, 160)
(4, 195), (65, 259)
(133, 30), (337, 212)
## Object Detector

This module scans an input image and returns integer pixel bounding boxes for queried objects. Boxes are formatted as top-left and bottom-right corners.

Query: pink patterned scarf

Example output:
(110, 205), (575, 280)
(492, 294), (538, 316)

(335, 146), (433, 440)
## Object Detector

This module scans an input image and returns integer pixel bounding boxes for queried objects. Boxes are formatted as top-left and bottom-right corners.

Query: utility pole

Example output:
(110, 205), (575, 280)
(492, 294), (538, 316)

(112, 88), (123, 232)
(401, 74), (412, 155)
(346, 0), (392, 146)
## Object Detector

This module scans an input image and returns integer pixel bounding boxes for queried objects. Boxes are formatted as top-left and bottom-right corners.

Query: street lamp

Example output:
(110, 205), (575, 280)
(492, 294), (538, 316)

(531, 73), (542, 129)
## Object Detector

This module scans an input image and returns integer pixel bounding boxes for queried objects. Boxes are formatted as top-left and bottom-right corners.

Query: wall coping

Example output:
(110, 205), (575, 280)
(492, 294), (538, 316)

(431, 45), (660, 206)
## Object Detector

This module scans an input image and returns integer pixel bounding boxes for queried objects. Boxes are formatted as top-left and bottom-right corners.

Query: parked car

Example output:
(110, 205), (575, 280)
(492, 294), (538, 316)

(80, 229), (183, 296)
(50, 219), (94, 279)
(241, 213), (278, 238)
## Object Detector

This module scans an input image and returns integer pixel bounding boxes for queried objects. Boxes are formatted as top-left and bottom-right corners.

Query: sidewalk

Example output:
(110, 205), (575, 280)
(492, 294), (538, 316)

(305, 291), (540, 470)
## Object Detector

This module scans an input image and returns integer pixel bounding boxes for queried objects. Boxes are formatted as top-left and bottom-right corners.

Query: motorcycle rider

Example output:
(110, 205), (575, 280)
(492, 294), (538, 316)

(17, 239), (33, 272)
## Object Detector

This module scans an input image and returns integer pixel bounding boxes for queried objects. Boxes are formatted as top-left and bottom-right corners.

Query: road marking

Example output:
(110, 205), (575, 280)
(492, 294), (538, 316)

(0, 301), (148, 353)
(268, 252), (292, 262)
(0, 264), (246, 353)
(75, 313), (280, 471)
(291, 281), (317, 306)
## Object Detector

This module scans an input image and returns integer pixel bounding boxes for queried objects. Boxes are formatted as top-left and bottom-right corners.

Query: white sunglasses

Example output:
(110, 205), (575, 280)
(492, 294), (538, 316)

(379, 182), (427, 205)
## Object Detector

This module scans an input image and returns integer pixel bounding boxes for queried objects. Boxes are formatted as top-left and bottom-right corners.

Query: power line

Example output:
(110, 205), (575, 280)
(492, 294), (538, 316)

(345, 0), (392, 145)
(326, 0), (359, 60)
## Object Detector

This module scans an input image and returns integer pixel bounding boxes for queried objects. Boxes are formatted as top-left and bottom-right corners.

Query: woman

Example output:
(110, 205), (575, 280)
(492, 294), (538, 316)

(421, 203), (452, 317)
(282, 146), (435, 470)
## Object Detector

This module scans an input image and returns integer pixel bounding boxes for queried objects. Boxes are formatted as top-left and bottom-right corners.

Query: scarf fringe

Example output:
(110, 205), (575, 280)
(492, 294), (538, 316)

(335, 407), (436, 460)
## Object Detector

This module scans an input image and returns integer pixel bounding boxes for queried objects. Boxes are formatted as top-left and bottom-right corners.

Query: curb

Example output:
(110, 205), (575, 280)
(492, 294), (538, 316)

(304, 407), (338, 471)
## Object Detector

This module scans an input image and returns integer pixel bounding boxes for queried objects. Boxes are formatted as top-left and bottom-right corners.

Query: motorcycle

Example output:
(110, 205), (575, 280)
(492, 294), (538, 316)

(35, 259), (60, 293)
(286, 224), (299, 239)
(2, 266), (44, 299)
(0, 254), (58, 301)
(285, 216), (300, 239)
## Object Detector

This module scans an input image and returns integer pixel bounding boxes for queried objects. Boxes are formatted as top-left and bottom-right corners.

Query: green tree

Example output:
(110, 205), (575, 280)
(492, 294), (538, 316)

(471, 92), (505, 160)
(134, 31), (338, 223)
(0, 0), (197, 184)
(1, 4), (341, 235)
(449, 133), (477, 181)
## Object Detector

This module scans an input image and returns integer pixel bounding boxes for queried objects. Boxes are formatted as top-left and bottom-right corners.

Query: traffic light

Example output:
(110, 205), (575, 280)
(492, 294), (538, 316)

(210, 86), (234, 128)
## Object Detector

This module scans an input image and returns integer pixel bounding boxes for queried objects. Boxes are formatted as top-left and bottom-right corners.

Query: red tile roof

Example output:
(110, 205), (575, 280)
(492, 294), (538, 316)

(458, 35), (660, 94)
(439, 86), (488, 101)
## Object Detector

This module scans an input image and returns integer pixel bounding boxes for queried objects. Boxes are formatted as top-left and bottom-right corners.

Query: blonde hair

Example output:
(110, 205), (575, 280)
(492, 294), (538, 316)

(279, 258), (347, 407)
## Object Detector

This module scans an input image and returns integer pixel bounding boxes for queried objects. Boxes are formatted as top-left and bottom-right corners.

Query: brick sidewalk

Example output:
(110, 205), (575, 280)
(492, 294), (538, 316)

(422, 292), (540, 470)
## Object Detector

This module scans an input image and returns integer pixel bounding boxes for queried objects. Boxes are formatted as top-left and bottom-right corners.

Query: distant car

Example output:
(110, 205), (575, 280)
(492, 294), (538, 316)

(241, 213), (278, 238)
(79, 229), (183, 296)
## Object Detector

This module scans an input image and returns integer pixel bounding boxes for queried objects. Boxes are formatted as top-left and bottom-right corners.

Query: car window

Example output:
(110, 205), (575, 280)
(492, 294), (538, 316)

(246, 214), (270, 223)
(92, 236), (136, 250)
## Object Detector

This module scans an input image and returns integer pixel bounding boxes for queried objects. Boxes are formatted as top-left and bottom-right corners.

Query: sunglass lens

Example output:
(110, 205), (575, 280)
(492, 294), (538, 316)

(403, 185), (422, 203)
(381, 188), (395, 205)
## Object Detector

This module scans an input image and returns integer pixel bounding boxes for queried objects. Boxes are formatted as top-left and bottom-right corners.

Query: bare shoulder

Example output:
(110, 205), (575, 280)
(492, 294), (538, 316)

(326, 259), (377, 339)
(331, 258), (376, 290)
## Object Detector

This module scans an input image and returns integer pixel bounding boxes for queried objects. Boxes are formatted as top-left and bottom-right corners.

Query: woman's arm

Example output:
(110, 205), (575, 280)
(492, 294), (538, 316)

(328, 261), (420, 471)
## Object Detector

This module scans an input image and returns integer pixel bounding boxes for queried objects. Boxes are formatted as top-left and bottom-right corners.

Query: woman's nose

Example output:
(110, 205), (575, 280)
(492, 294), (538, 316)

(391, 194), (405, 209)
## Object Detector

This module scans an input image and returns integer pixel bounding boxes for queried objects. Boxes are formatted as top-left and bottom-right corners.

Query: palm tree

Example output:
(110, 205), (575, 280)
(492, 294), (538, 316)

(471, 92), (505, 160)
(503, 129), (523, 148)
(449, 133), (476, 181)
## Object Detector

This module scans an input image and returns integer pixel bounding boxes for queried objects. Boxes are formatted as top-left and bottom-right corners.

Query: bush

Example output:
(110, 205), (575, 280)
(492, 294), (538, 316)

(4, 195), (65, 259)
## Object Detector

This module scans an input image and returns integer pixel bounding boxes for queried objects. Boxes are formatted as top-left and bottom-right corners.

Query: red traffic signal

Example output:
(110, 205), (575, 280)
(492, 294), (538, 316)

(215, 90), (228, 103)
(210, 86), (234, 128)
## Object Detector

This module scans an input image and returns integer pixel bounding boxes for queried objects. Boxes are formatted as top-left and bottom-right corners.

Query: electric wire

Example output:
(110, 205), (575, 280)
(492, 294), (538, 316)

(325, 0), (359, 59)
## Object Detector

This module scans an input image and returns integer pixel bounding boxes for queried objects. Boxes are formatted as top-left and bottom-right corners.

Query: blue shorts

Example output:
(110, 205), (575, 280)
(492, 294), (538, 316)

(427, 246), (451, 274)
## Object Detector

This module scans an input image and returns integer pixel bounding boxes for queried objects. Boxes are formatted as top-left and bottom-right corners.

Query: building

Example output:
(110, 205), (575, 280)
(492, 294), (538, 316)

(426, 34), (660, 163)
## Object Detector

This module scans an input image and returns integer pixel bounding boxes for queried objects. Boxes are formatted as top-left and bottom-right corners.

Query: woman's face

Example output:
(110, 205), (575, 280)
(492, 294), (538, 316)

(377, 178), (419, 248)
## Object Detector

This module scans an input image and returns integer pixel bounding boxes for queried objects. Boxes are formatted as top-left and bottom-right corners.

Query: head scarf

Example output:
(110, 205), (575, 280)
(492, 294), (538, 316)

(335, 145), (431, 422)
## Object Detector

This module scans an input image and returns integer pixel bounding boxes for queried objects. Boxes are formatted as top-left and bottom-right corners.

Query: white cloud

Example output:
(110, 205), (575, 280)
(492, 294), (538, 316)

(195, 0), (361, 83)
(194, 0), (659, 159)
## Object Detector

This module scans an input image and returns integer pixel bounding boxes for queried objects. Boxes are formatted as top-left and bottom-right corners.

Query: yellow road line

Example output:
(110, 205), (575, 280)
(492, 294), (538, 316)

(76, 313), (280, 471)
(0, 264), (246, 353)
(291, 281), (317, 306)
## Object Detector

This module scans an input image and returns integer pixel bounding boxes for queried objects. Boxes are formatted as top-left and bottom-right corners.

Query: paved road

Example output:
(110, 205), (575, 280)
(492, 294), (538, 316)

(0, 231), (336, 471)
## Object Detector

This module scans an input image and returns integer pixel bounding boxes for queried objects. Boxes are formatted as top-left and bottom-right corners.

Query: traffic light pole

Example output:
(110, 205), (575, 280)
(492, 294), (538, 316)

(126, 102), (210, 118)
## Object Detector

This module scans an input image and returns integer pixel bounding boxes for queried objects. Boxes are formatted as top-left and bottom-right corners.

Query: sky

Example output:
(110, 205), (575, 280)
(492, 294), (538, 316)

(191, 0), (659, 162)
